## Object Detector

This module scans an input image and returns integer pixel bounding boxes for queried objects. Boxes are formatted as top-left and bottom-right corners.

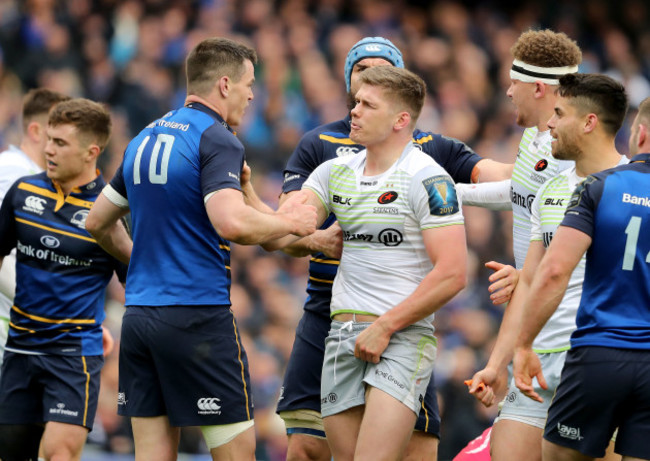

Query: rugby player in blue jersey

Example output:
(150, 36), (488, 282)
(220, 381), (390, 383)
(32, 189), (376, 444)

(0, 98), (128, 461)
(513, 91), (650, 460)
(86, 37), (317, 460)
(273, 36), (514, 461)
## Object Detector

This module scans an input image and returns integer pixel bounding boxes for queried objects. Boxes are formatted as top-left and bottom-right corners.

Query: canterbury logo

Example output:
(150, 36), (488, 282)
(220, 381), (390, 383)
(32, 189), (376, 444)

(336, 146), (359, 157)
(365, 45), (381, 52)
(25, 196), (47, 211)
(197, 397), (221, 411)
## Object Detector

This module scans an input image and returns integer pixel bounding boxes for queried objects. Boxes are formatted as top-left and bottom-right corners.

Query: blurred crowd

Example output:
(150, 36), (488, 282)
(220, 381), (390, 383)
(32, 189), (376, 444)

(0, 0), (648, 459)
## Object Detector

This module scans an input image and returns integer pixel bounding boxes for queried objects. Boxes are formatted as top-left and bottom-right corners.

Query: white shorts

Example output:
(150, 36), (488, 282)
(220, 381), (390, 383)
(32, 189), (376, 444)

(498, 350), (567, 427)
(321, 320), (436, 418)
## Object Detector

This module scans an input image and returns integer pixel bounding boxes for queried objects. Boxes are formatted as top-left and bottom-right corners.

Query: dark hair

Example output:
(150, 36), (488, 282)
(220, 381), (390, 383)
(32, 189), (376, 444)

(558, 73), (628, 136)
(358, 66), (426, 124)
(48, 98), (112, 151)
(22, 88), (70, 132)
(186, 37), (257, 96)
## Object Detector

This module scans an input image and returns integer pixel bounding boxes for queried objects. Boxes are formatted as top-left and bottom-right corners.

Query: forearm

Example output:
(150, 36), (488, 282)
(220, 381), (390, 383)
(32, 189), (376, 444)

(516, 263), (570, 349)
(377, 265), (466, 334)
(474, 159), (514, 182)
(456, 179), (512, 210)
(485, 275), (530, 371)
(91, 220), (132, 264)
(241, 181), (275, 215)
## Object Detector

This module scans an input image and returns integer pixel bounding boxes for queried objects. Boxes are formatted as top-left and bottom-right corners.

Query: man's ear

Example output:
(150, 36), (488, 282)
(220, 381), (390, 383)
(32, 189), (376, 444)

(26, 121), (43, 143)
(638, 123), (648, 149)
(394, 111), (411, 131)
(534, 81), (547, 99)
(86, 143), (101, 162)
(218, 76), (230, 98)
(583, 113), (599, 134)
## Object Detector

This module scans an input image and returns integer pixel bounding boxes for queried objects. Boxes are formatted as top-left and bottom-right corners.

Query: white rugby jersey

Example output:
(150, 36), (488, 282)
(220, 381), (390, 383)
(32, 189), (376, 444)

(0, 146), (42, 323)
(510, 128), (573, 269)
(303, 143), (464, 328)
(529, 156), (628, 352)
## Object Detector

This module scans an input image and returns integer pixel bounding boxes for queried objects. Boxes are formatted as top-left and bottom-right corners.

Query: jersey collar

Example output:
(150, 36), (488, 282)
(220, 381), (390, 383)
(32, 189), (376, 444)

(185, 102), (235, 134)
(630, 153), (650, 164)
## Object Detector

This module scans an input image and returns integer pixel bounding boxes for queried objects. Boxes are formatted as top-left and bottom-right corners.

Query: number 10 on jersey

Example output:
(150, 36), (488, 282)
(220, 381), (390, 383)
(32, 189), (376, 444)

(133, 134), (175, 185)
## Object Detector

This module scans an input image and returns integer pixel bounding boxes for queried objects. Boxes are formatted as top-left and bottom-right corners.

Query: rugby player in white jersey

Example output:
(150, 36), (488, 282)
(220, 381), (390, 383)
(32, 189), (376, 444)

(267, 65), (467, 461)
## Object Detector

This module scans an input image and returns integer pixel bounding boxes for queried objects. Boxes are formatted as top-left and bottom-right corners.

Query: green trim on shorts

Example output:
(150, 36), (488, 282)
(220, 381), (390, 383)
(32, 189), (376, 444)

(412, 336), (437, 381)
(330, 309), (376, 318)
(533, 345), (570, 353)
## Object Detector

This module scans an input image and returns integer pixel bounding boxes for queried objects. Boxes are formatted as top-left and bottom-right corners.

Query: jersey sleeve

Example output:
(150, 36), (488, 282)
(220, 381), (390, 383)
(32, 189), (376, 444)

(282, 132), (323, 194)
(302, 160), (333, 214)
(420, 133), (482, 184)
(105, 161), (129, 208)
(529, 187), (544, 241)
(0, 183), (17, 256)
(412, 167), (464, 229)
(199, 124), (245, 198)
(560, 174), (603, 238)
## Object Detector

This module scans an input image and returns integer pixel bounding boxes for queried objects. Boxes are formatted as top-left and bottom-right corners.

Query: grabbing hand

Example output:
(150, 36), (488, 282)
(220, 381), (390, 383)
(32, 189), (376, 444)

(485, 261), (519, 305)
(513, 347), (547, 403)
(354, 321), (391, 364)
(278, 191), (317, 237)
(240, 161), (251, 189)
(466, 368), (499, 407)
(313, 221), (343, 259)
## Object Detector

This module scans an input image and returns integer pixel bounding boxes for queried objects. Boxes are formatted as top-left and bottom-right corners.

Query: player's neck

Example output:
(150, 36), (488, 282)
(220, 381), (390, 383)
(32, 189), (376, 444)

(575, 139), (621, 177)
(364, 137), (410, 176)
(19, 140), (46, 169)
(54, 168), (98, 196)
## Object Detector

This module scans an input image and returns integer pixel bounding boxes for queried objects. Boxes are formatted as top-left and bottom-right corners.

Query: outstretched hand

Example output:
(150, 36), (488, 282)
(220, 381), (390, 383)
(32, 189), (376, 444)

(513, 347), (547, 403)
(485, 261), (519, 305)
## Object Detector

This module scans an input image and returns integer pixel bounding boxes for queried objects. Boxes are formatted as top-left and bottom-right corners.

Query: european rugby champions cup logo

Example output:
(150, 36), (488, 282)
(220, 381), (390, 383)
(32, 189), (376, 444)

(434, 181), (448, 205)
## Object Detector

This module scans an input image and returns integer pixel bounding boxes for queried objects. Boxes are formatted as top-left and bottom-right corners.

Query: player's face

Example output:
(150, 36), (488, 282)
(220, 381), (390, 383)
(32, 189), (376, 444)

(226, 59), (255, 127)
(350, 83), (398, 147)
(547, 96), (582, 161)
(347, 57), (394, 109)
(44, 124), (94, 185)
(506, 79), (537, 128)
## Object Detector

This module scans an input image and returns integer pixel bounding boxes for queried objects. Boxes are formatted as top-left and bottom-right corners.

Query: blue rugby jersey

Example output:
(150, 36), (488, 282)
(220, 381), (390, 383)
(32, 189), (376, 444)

(105, 103), (243, 307)
(561, 153), (650, 349)
(0, 172), (127, 355)
(282, 116), (481, 317)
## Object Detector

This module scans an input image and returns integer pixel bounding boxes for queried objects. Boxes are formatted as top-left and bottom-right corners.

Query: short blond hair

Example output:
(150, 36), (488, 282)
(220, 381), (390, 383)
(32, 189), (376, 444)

(358, 66), (426, 124)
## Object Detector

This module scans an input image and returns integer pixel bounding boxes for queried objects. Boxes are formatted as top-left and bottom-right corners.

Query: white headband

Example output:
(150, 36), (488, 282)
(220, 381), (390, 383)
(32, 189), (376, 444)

(510, 59), (579, 85)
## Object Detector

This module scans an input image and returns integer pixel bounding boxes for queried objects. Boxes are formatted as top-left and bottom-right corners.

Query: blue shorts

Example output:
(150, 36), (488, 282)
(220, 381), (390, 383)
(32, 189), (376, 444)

(545, 346), (650, 459)
(0, 351), (102, 429)
(276, 310), (440, 438)
(118, 306), (253, 427)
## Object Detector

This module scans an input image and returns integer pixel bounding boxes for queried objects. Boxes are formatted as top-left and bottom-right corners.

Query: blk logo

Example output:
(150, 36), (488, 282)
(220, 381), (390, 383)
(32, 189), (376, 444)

(333, 195), (351, 205)
(378, 191), (398, 204)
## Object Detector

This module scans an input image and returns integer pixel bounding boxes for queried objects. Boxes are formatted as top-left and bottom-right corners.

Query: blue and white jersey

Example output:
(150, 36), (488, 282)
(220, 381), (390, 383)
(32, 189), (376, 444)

(105, 103), (243, 307)
(282, 116), (481, 318)
(561, 153), (650, 350)
(0, 172), (127, 355)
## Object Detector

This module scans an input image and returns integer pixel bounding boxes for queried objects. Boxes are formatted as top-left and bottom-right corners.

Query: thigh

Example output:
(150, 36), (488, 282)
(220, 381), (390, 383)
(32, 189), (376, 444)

(500, 351), (566, 424)
(321, 321), (368, 418)
(0, 351), (42, 425)
(492, 418), (543, 461)
(277, 311), (331, 417)
(41, 355), (103, 430)
(544, 347), (622, 458)
(414, 370), (441, 438)
(153, 307), (254, 427)
(364, 326), (436, 415)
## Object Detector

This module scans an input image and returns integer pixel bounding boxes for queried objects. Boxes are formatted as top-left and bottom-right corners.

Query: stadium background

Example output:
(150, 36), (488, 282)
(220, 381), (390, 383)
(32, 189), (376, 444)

(0, 0), (647, 459)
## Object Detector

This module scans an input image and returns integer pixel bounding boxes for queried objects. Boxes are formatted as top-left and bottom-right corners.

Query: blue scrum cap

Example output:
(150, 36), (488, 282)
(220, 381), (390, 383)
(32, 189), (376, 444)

(344, 37), (404, 92)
